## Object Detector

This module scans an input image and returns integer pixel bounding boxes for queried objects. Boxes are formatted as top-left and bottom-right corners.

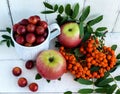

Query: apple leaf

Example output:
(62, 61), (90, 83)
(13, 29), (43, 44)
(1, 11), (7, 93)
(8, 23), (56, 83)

(87, 15), (103, 26)
(46, 80), (51, 83)
(111, 45), (117, 51)
(64, 91), (72, 94)
(79, 22), (84, 38)
(106, 84), (117, 94)
(58, 5), (64, 14)
(35, 73), (42, 80)
(58, 77), (61, 81)
(117, 53), (120, 59)
(72, 3), (79, 19)
(96, 27), (107, 32)
(79, 6), (90, 22)
(43, 2), (53, 10)
(78, 88), (93, 93)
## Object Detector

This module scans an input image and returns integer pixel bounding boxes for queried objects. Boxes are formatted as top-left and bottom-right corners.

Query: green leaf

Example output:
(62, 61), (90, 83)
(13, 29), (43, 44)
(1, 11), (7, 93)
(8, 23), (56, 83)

(90, 66), (100, 72)
(6, 40), (10, 47)
(2, 35), (11, 39)
(75, 78), (93, 85)
(41, 10), (55, 14)
(78, 88), (93, 93)
(95, 87), (108, 93)
(107, 84), (117, 94)
(117, 53), (120, 59)
(54, 4), (58, 12)
(109, 65), (117, 73)
(43, 2), (53, 9)
(60, 16), (68, 25)
(116, 89), (120, 94)
(58, 77), (61, 81)
(6, 27), (11, 34)
(35, 73), (42, 80)
(65, 4), (72, 16)
(82, 32), (91, 42)
(72, 3), (79, 18)
(115, 75), (120, 81)
(95, 31), (104, 37)
(79, 6), (90, 22)
(97, 78), (113, 86)
(64, 91), (72, 94)
(111, 45), (117, 51)
(10, 39), (14, 47)
(79, 22), (84, 38)
(87, 15), (103, 26)
(0, 40), (6, 44)
(47, 80), (51, 83)
(96, 27), (107, 32)
(58, 5), (64, 14)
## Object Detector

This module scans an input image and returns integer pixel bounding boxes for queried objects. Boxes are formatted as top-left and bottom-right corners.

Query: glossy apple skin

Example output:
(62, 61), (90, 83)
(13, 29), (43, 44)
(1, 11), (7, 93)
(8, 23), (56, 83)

(36, 50), (66, 80)
(58, 22), (82, 48)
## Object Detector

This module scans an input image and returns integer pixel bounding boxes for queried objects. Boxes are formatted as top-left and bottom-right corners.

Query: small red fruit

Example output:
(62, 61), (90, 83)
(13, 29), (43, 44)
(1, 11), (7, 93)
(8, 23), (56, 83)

(15, 35), (24, 45)
(39, 21), (48, 29)
(29, 83), (38, 92)
(34, 15), (41, 21)
(27, 24), (36, 32)
(19, 19), (29, 26)
(17, 25), (26, 34)
(13, 24), (20, 32)
(36, 26), (45, 35)
(36, 36), (45, 44)
(24, 43), (32, 47)
(25, 60), (34, 69)
(28, 16), (38, 25)
(12, 67), (22, 76)
(18, 77), (27, 87)
(26, 33), (36, 44)
(43, 31), (48, 38)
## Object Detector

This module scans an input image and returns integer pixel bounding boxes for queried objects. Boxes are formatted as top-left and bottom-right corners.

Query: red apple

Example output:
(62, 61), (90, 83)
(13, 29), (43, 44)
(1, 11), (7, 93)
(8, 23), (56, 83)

(13, 23), (20, 32)
(19, 19), (29, 26)
(26, 33), (36, 44)
(17, 25), (26, 34)
(36, 26), (45, 35)
(27, 24), (36, 32)
(15, 35), (24, 45)
(28, 16), (38, 25)
(36, 50), (66, 80)
(58, 22), (82, 48)
(37, 21), (48, 29)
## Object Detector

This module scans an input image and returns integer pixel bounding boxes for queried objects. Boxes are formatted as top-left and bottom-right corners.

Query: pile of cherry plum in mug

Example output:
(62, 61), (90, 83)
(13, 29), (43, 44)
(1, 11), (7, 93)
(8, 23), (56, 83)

(13, 15), (48, 46)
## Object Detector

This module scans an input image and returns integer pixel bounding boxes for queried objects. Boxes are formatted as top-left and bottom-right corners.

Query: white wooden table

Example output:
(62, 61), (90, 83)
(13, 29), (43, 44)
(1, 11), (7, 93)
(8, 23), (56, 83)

(0, 0), (120, 93)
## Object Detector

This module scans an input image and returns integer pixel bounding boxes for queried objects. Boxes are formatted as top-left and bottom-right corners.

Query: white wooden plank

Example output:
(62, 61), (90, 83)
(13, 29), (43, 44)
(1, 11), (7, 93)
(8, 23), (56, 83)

(45, 0), (84, 24)
(85, 0), (119, 32)
(9, 0), (46, 24)
(0, 0), (12, 30)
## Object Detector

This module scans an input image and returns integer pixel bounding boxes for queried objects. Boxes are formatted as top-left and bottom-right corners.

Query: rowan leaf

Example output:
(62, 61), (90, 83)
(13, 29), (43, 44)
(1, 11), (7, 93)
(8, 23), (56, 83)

(78, 88), (93, 93)
(87, 15), (103, 26)
(116, 89), (120, 94)
(47, 80), (51, 83)
(96, 27), (107, 32)
(79, 22), (84, 38)
(111, 45), (117, 51)
(90, 66), (100, 72)
(65, 4), (72, 16)
(95, 87), (108, 93)
(35, 73), (42, 80)
(79, 6), (90, 22)
(41, 10), (55, 14)
(54, 4), (58, 12)
(64, 91), (72, 94)
(58, 5), (64, 14)
(117, 53), (120, 59)
(75, 78), (93, 85)
(115, 75), (120, 81)
(97, 78), (113, 86)
(107, 84), (117, 94)
(2, 35), (11, 39)
(43, 2), (53, 9)
(6, 27), (11, 34)
(72, 3), (79, 18)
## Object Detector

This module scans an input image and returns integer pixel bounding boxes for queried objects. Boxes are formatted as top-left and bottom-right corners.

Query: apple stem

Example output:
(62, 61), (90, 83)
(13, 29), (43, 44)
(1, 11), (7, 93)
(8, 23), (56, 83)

(68, 28), (72, 32)
(49, 57), (54, 62)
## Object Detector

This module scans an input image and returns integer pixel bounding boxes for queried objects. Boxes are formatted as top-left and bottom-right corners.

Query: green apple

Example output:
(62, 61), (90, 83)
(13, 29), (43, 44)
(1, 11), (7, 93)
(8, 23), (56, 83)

(36, 50), (66, 80)
(58, 22), (82, 48)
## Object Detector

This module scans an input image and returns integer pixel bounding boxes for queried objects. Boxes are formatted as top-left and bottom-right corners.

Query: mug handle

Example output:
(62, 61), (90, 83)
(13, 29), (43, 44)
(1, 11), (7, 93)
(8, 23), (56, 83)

(49, 23), (61, 40)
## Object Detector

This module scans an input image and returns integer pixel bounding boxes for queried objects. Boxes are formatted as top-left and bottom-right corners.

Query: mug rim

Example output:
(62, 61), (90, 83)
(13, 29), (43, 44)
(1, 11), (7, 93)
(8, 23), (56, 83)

(11, 27), (50, 49)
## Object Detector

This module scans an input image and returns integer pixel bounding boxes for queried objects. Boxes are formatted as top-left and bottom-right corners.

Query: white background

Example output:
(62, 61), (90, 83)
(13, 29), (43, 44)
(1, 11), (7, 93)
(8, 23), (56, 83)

(0, 0), (120, 93)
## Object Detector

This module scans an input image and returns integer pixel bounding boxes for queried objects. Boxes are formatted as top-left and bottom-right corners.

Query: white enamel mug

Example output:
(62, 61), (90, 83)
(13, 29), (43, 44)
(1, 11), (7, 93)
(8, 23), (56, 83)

(11, 23), (60, 60)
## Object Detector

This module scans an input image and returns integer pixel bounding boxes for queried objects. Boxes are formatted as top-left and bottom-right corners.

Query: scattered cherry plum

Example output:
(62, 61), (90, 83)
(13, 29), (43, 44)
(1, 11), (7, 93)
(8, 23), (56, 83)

(17, 25), (26, 34)
(27, 24), (36, 32)
(16, 35), (24, 45)
(29, 82), (38, 92)
(12, 67), (22, 76)
(36, 26), (45, 35)
(26, 33), (36, 44)
(19, 19), (29, 26)
(25, 60), (34, 69)
(18, 77), (28, 87)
